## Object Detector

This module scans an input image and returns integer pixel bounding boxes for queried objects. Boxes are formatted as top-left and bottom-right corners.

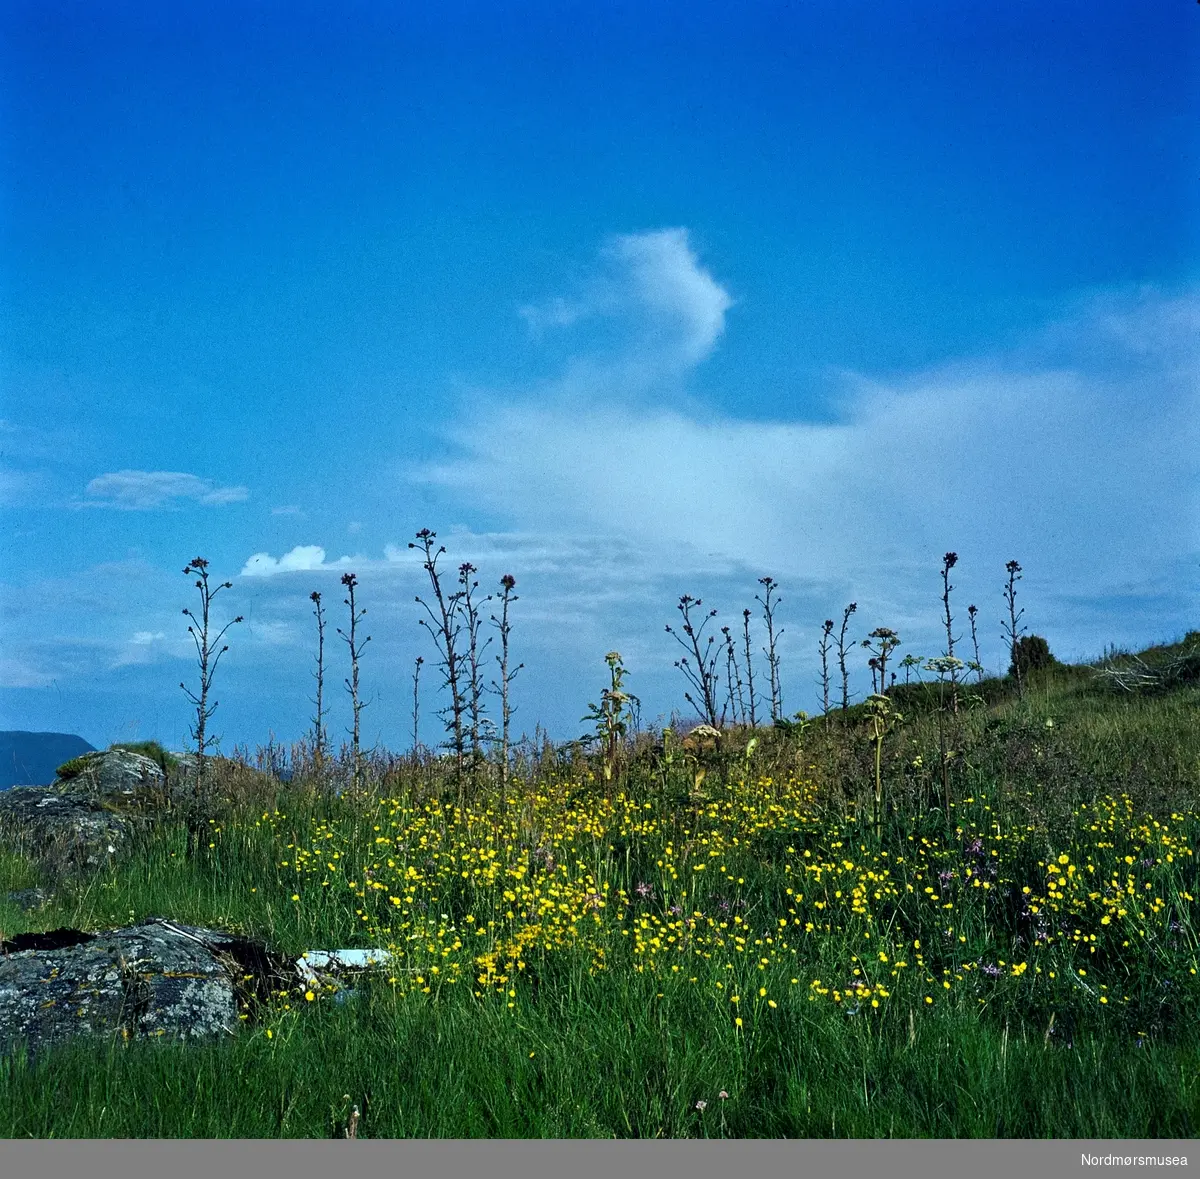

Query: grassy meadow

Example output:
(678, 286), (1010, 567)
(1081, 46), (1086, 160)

(1, 634), (1198, 1138)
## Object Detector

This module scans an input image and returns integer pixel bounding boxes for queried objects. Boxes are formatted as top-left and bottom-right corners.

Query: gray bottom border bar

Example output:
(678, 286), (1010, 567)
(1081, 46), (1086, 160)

(0, 1140), (1193, 1179)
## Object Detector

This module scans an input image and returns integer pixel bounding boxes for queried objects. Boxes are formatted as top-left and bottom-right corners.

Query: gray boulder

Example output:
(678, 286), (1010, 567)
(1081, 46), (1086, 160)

(0, 918), (295, 1063)
(0, 750), (171, 880)
(0, 748), (254, 881)
(4, 888), (54, 913)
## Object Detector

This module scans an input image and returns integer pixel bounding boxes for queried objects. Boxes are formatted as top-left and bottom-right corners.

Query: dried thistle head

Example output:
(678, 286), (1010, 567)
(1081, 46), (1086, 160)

(500, 574), (516, 591)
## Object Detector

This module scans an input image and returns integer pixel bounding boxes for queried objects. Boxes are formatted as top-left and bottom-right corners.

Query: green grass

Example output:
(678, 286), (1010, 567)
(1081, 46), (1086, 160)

(1, 632), (1197, 1138)
(0, 969), (1195, 1138)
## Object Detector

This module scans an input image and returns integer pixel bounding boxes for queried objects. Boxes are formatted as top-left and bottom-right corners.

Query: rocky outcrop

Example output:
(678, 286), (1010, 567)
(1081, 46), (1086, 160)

(0, 750), (174, 880)
(0, 919), (398, 1061)
(4, 888), (54, 913)
(0, 748), (273, 881)
(0, 918), (295, 1063)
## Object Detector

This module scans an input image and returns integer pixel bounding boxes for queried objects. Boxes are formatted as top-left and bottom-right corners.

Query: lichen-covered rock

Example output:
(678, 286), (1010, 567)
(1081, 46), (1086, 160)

(0, 749), (170, 878)
(53, 748), (169, 800)
(0, 749), (217, 881)
(4, 888), (54, 913)
(0, 918), (294, 1062)
(0, 782), (148, 879)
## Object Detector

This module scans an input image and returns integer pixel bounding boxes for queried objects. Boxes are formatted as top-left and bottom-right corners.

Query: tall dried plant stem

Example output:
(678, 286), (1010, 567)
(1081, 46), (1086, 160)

(940, 552), (961, 715)
(458, 562), (492, 792)
(967, 604), (984, 685)
(180, 557), (243, 803)
(741, 609), (758, 728)
(309, 591), (328, 773)
(411, 529), (467, 800)
(756, 577), (784, 723)
(666, 595), (722, 728)
(411, 656), (424, 754)
(1002, 560), (1026, 701)
(337, 572), (371, 795)
(817, 619), (834, 725)
(836, 602), (858, 713)
(490, 575), (523, 802)
(722, 626), (746, 727)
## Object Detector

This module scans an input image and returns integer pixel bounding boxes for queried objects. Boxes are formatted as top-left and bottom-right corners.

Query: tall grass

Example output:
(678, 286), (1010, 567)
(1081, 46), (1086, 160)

(1, 636), (1197, 1138)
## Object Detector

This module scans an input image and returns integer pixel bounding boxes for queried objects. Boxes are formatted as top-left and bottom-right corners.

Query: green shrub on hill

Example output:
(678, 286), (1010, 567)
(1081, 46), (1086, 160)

(1009, 634), (1056, 678)
(54, 752), (100, 781)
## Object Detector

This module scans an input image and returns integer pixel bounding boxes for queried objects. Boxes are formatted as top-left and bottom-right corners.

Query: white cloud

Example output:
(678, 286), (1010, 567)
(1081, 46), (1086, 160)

(604, 228), (734, 365)
(412, 282), (1199, 681)
(519, 296), (586, 334)
(271, 505), (304, 517)
(0, 467), (38, 507)
(80, 470), (249, 510)
(0, 656), (55, 689)
(517, 228), (733, 374)
(110, 630), (179, 668)
(240, 545), (332, 578)
(245, 619), (295, 646)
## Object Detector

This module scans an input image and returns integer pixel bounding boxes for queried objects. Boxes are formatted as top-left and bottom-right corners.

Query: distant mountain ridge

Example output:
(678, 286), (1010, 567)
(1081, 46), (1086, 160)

(0, 731), (96, 790)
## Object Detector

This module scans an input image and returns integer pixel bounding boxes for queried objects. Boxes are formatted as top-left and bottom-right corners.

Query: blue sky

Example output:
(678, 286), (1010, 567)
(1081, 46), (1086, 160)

(1, 1), (1197, 756)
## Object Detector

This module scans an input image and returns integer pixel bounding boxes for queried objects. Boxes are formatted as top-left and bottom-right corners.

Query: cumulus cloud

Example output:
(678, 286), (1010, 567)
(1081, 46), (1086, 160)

(240, 545), (335, 578)
(80, 470), (249, 510)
